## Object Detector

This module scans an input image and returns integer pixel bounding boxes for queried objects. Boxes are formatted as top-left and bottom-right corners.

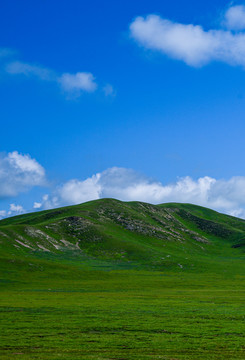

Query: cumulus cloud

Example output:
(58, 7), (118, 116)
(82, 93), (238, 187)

(0, 151), (46, 199)
(32, 167), (245, 219)
(129, 7), (245, 67)
(224, 5), (245, 30)
(40, 175), (101, 209)
(5, 60), (99, 96)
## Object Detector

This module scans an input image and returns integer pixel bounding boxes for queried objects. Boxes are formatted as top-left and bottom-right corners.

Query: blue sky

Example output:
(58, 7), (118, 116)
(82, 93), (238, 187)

(1, 0), (245, 218)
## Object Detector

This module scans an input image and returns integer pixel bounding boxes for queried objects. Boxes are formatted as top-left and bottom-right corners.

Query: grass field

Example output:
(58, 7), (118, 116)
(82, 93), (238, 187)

(0, 200), (245, 359)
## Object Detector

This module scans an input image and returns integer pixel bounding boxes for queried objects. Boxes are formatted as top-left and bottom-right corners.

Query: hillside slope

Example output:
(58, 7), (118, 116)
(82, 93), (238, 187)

(0, 199), (245, 276)
(1, 199), (245, 360)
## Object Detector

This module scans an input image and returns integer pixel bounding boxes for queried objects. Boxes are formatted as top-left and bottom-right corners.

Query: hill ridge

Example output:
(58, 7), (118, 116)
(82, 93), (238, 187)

(0, 199), (245, 274)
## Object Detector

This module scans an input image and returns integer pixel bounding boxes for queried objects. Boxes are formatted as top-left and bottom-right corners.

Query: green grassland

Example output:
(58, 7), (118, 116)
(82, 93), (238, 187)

(0, 199), (245, 359)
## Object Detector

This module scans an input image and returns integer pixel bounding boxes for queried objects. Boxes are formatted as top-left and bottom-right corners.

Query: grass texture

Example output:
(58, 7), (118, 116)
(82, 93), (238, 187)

(0, 199), (244, 359)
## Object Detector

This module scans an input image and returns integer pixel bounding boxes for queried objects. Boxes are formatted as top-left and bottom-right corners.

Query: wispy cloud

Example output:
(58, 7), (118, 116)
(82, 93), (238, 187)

(1, 42), (114, 97)
(6, 61), (54, 80)
(103, 84), (116, 97)
(129, 5), (245, 67)
(5, 60), (98, 96)
(0, 151), (46, 199)
(0, 47), (16, 58)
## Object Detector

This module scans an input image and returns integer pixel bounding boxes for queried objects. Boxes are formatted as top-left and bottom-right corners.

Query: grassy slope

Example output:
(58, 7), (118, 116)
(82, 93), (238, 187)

(0, 199), (245, 359)
(1, 198), (245, 272)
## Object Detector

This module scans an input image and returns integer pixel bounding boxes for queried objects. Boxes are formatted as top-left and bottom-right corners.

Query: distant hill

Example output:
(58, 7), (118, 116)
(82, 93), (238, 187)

(1, 198), (245, 275)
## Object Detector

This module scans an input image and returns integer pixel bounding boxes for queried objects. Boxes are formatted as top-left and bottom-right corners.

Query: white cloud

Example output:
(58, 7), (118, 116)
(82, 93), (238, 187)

(0, 151), (46, 199)
(56, 176), (101, 203)
(0, 210), (6, 219)
(34, 167), (245, 219)
(41, 174), (101, 209)
(224, 5), (245, 30)
(59, 72), (97, 93)
(129, 12), (245, 67)
(228, 208), (245, 218)
(8, 203), (25, 215)
(0, 203), (25, 220)
(33, 202), (42, 209)
(5, 60), (99, 96)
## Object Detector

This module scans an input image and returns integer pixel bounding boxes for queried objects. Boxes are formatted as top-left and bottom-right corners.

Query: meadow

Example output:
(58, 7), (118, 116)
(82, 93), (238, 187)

(1, 269), (245, 360)
(0, 200), (245, 359)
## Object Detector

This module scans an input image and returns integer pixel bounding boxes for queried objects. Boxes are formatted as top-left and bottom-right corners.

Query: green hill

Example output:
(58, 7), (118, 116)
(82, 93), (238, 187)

(1, 198), (245, 276)
(1, 199), (245, 360)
